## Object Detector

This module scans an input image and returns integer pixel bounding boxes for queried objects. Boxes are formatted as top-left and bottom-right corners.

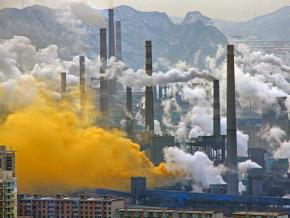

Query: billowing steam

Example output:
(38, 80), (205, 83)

(238, 160), (262, 178)
(164, 147), (225, 192)
(69, 2), (106, 28)
(0, 35), (224, 194)
(0, 13), (290, 195)
(238, 159), (262, 193)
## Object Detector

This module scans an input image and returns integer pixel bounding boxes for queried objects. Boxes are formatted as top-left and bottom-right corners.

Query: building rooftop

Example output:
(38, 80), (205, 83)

(233, 211), (288, 216)
(118, 208), (221, 214)
(18, 194), (123, 202)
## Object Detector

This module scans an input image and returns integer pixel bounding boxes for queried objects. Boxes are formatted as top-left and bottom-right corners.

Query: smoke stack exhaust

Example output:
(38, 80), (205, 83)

(226, 45), (239, 195)
(213, 80), (221, 136)
(145, 41), (154, 133)
(61, 72), (67, 95)
(100, 28), (109, 115)
(79, 56), (86, 112)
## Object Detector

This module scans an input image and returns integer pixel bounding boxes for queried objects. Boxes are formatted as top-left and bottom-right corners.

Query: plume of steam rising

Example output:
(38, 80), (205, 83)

(164, 147), (225, 192)
(107, 59), (215, 89)
(0, 36), (229, 194)
(274, 141), (290, 160)
(2, 33), (290, 194)
(154, 120), (163, 135)
(238, 159), (262, 193)
(239, 182), (246, 194)
(69, 2), (105, 28)
(238, 160), (262, 178)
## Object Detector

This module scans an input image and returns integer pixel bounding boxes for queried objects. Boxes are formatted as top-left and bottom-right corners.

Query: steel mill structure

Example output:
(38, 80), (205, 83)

(15, 6), (290, 218)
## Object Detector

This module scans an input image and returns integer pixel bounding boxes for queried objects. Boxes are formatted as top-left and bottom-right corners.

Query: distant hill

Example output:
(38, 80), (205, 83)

(0, 5), (228, 69)
(213, 6), (290, 41)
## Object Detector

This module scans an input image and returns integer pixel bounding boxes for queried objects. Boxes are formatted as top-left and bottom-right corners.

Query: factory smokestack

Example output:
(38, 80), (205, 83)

(108, 8), (117, 102)
(115, 21), (122, 61)
(61, 72), (67, 95)
(226, 45), (239, 195)
(126, 87), (133, 137)
(213, 80), (221, 136)
(79, 56), (86, 112)
(108, 9), (116, 58)
(100, 28), (109, 115)
(145, 41), (154, 133)
(116, 20), (133, 136)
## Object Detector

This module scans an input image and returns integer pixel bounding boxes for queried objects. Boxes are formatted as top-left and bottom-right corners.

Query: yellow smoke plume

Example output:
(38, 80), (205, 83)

(0, 84), (172, 194)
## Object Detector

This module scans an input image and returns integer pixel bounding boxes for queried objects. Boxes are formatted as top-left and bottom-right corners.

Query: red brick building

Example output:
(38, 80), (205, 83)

(18, 195), (125, 218)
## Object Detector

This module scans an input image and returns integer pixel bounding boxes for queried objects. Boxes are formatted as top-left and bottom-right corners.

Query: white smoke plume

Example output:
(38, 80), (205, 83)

(0, 36), (102, 111)
(236, 44), (290, 76)
(260, 126), (287, 150)
(207, 44), (289, 114)
(164, 147), (225, 191)
(238, 159), (262, 178)
(69, 2), (106, 28)
(239, 181), (246, 194)
(274, 141), (290, 160)
(154, 120), (163, 136)
(111, 59), (215, 89)
(237, 159), (262, 195)
(237, 131), (249, 157)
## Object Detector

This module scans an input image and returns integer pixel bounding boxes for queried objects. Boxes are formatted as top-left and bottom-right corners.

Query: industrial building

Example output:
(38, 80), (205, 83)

(92, 177), (290, 216)
(17, 195), (124, 218)
(186, 80), (226, 165)
(232, 211), (288, 218)
(0, 146), (17, 218)
(115, 208), (224, 218)
(51, 6), (290, 217)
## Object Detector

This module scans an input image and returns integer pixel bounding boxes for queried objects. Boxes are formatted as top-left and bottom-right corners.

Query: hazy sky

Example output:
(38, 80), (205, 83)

(0, 0), (290, 21)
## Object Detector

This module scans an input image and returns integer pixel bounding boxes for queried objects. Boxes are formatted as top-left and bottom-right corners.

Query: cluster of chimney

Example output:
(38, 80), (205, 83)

(60, 7), (239, 195)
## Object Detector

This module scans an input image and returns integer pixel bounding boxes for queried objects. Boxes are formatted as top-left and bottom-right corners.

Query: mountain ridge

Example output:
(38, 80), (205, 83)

(0, 5), (228, 69)
(213, 6), (290, 40)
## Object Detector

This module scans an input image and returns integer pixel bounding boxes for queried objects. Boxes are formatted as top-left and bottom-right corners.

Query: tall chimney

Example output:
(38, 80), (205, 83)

(61, 72), (67, 95)
(145, 41), (154, 133)
(226, 45), (239, 195)
(100, 28), (109, 115)
(115, 21), (122, 61)
(108, 9), (116, 58)
(79, 56), (86, 112)
(116, 20), (133, 136)
(213, 80), (221, 136)
(126, 87), (133, 136)
(108, 8), (117, 101)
